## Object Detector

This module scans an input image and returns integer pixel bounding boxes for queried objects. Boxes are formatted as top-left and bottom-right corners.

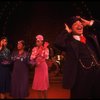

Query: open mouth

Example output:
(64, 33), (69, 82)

(76, 26), (83, 30)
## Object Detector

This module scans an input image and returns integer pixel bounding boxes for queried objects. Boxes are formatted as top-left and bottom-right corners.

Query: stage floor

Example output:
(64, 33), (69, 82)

(8, 83), (70, 99)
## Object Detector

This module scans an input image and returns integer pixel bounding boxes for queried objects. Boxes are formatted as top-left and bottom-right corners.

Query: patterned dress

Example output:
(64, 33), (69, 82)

(0, 47), (11, 93)
(10, 51), (29, 98)
(30, 46), (49, 90)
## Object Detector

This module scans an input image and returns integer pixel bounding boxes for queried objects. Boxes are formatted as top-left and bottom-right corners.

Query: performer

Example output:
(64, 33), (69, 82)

(10, 40), (30, 99)
(30, 35), (49, 99)
(54, 16), (100, 98)
(0, 37), (11, 99)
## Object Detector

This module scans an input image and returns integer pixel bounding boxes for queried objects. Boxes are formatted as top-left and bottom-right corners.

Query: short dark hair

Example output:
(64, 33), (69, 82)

(0, 36), (8, 42)
(18, 40), (25, 46)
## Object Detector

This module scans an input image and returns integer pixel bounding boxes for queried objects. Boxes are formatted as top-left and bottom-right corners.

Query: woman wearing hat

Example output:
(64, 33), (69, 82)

(10, 40), (30, 99)
(30, 35), (49, 99)
(54, 16), (100, 98)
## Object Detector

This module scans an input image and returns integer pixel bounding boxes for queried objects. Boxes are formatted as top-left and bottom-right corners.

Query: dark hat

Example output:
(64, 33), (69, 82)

(66, 16), (81, 28)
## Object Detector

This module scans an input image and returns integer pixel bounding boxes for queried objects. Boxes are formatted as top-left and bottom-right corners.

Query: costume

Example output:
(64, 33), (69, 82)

(10, 51), (29, 98)
(31, 46), (49, 90)
(54, 19), (100, 98)
(0, 47), (11, 93)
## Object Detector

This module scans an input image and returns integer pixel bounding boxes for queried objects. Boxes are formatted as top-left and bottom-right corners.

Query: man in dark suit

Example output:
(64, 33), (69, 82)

(54, 16), (100, 98)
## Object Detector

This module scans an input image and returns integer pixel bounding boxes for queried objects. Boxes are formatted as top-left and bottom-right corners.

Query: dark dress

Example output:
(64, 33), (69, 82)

(10, 51), (29, 98)
(0, 47), (11, 93)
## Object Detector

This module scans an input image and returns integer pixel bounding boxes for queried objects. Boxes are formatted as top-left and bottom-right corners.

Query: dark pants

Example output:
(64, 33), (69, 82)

(71, 66), (100, 99)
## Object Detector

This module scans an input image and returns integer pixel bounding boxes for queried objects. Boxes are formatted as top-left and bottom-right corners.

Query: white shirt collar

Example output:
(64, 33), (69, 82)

(73, 35), (80, 41)
(73, 35), (83, 41)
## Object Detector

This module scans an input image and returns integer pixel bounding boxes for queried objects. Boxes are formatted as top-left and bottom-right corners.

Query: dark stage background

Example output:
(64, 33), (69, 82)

(0, 1), (100, 51)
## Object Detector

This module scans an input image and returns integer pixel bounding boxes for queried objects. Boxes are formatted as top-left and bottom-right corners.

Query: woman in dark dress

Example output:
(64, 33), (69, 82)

(0, 37), (11, 99)
(10, 40), (30, 99)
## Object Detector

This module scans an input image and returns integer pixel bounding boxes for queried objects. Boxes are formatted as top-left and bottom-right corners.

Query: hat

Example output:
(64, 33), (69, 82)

(36, 35), (44, 41)
(66, 16), (81, 28)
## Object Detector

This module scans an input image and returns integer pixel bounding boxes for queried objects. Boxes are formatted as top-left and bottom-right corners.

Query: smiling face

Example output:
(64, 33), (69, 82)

(71, 20), (83, 35)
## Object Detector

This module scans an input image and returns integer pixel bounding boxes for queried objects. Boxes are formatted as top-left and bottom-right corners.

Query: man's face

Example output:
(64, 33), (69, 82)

(1, 39), (8, 47)
(71, 20), (83, 35)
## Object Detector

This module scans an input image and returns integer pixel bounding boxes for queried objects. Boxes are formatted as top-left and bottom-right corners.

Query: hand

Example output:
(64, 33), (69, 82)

(76, 16), (93, 26)
(64, 23), (72, 33)
(44, 42), (49, 48)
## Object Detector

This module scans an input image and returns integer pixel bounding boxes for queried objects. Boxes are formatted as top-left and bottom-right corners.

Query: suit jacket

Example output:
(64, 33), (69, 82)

(54, 21), (100, 89)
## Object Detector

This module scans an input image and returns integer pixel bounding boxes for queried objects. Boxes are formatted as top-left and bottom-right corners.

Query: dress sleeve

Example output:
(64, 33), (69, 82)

(43, 48), (49, 59)
(30, 47), (37, 60)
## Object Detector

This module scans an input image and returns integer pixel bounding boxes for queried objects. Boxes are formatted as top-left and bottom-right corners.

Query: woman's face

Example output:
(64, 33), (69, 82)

(17, 42), (24, 50)
(36, 40), (43, 47)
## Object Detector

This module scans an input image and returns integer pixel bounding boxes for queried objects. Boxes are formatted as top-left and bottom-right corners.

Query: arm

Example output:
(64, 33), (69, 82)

(54, 30), (69, 51)
(78, 16), (100, 60)
(76, 16), (94, 27)
(30, 47), (37, 60)
(76, 16), (100, 28)
(43, 48), (49, 59)
(1, 48), (11, 65)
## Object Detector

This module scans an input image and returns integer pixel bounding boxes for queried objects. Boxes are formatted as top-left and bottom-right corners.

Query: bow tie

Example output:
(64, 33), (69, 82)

(80, 36), (86, 44)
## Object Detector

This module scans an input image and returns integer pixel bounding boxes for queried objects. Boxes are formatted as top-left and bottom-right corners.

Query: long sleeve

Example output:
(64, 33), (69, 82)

(30, 47), (37, 60)
(92, 19), (100, 28)
(85, 19), (100, 61)
(87, 19), (100, 33)
(54, 30), (71, 51)
(0, 48), (11, 65)
(42, 48), (49, 59)
(30, 47), (49, 60)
